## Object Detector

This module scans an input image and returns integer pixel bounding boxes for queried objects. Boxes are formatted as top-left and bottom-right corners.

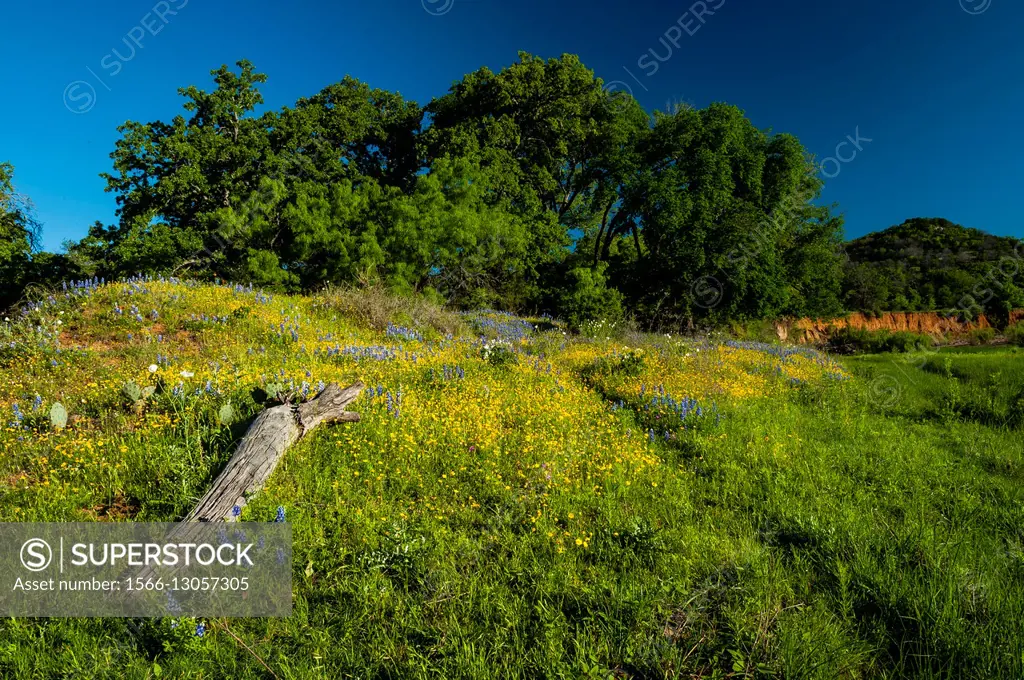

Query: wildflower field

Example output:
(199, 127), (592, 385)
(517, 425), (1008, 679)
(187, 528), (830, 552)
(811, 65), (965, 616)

(1, 279), (1023, 678)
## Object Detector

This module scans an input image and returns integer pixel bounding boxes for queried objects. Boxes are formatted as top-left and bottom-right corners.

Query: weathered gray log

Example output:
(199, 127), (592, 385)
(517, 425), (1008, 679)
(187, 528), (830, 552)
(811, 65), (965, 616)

(121, 382), (363, 596)
(185, 381), (364, 522)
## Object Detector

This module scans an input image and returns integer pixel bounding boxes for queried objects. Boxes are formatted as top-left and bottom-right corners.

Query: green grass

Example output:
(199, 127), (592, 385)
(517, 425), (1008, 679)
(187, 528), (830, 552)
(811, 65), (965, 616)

(848, 347), (1024, 430)
(1, 283), (1024, 678)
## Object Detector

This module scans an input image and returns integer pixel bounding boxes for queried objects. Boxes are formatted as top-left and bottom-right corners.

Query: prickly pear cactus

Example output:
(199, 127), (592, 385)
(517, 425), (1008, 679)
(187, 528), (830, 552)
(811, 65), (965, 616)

(218, 403), (236, 426)
(49, 402), (68, 431)
(122, 381), (143, 403)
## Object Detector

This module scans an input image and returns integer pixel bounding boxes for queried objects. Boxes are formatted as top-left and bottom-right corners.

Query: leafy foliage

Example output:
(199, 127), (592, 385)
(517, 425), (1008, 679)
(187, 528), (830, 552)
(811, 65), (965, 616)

(0, 162), (41, 309)
(549, 264), (623, 331)
(826, 327), (934, 354)
(843, 217), (1024, 321)
(10, 57), (1018, 331)
(1007, 322), (1024, 346)
(1, 54), (856, 329)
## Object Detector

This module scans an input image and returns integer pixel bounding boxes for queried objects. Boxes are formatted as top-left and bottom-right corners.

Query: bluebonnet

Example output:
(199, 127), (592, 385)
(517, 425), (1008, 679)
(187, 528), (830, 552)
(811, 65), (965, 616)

(724, 340), (844, 375)
(275, 506), (286, 523)
(386, 323), (423, 342)
(195, 622), (205, 637)
(376, 385), (404, 417)
(463, 311), (534, 342)
(433, 364), (466, 382)
(645, 392), (701, 420)
(324, 345), (398, 362)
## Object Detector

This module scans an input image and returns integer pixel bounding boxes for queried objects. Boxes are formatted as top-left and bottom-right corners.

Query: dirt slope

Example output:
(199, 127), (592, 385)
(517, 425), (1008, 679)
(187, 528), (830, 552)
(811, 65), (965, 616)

(777, 310), (1024, 344)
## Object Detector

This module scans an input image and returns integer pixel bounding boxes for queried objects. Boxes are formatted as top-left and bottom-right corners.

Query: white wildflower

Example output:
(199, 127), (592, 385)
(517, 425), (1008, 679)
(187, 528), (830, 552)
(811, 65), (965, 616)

(148, 364), (159, 373)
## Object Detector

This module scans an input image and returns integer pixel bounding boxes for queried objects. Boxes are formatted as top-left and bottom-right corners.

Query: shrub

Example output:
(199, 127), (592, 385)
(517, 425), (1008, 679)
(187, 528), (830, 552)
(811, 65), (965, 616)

(617, 348), (647, 377)
(967, 327), (996, 346)
(581, 348), (648, 384)
(554, 266), (624, 332)
(578, 318), (625, 341)
(481, 343), (517, 368)
(1007, 322), (1024, 347)
(826, 327), (933, 354)
(730, 319), (782, 343)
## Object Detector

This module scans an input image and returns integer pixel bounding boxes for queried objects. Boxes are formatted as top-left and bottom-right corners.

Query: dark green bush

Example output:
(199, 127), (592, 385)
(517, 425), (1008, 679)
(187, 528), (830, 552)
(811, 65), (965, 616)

(554, 265), (624, 331)
(581, 348), (648, 382)
(1007, 322), (1024, 347)
(482, 344), (518, 368)
(826, 327), (934, 354)
(967, 327), (996, 346)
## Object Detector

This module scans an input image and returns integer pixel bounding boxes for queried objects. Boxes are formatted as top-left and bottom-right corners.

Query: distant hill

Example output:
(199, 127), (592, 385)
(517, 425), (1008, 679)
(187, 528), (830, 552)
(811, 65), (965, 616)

(841, 217), (1024, 321)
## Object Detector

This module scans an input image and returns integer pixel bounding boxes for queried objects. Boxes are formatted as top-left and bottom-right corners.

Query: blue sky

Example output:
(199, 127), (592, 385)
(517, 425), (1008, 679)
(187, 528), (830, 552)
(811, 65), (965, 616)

(2, 0), (1021, 251)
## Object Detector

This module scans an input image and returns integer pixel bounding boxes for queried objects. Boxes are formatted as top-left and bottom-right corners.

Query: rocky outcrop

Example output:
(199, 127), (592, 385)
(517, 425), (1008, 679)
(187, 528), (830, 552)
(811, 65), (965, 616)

(777, 310), (1024, 345)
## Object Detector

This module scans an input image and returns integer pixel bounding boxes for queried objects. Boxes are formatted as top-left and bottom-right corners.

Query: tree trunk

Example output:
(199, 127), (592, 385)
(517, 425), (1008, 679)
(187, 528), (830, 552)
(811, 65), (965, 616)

(632, 224), (643, 260)
(594, 201), (613, 268)
(185, 381), (364, 522)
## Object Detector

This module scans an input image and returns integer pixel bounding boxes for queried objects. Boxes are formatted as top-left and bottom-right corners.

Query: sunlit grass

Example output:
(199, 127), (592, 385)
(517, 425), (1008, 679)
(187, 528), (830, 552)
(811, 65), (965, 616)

(1, 279), (1022, 678)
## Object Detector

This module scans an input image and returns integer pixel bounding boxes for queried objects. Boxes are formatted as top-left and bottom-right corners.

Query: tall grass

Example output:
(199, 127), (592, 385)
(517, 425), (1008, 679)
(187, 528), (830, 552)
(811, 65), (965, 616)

(313, 285), (468, 339)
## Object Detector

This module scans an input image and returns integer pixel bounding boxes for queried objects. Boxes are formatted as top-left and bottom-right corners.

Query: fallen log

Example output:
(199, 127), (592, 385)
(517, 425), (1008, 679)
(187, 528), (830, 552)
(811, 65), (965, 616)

(116, 382), (363, 618)
(185, 381), (365, 522)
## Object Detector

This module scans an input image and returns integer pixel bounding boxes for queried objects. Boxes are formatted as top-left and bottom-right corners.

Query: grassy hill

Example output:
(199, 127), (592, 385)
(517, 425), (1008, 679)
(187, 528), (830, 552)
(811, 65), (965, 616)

(1, 279), (1024, 678)
(842, 217), (1024, 317)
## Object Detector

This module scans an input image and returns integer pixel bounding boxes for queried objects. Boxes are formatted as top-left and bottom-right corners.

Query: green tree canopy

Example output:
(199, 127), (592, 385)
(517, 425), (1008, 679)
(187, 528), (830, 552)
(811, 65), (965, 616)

(842, 217), (1024, 322)
(6, 54), (898, 328)
(0, 162), (42, 308)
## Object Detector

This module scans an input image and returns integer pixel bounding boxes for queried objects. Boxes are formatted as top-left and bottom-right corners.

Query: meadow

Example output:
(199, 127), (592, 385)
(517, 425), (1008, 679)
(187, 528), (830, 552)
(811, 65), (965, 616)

(1, 279), (1023, 678)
